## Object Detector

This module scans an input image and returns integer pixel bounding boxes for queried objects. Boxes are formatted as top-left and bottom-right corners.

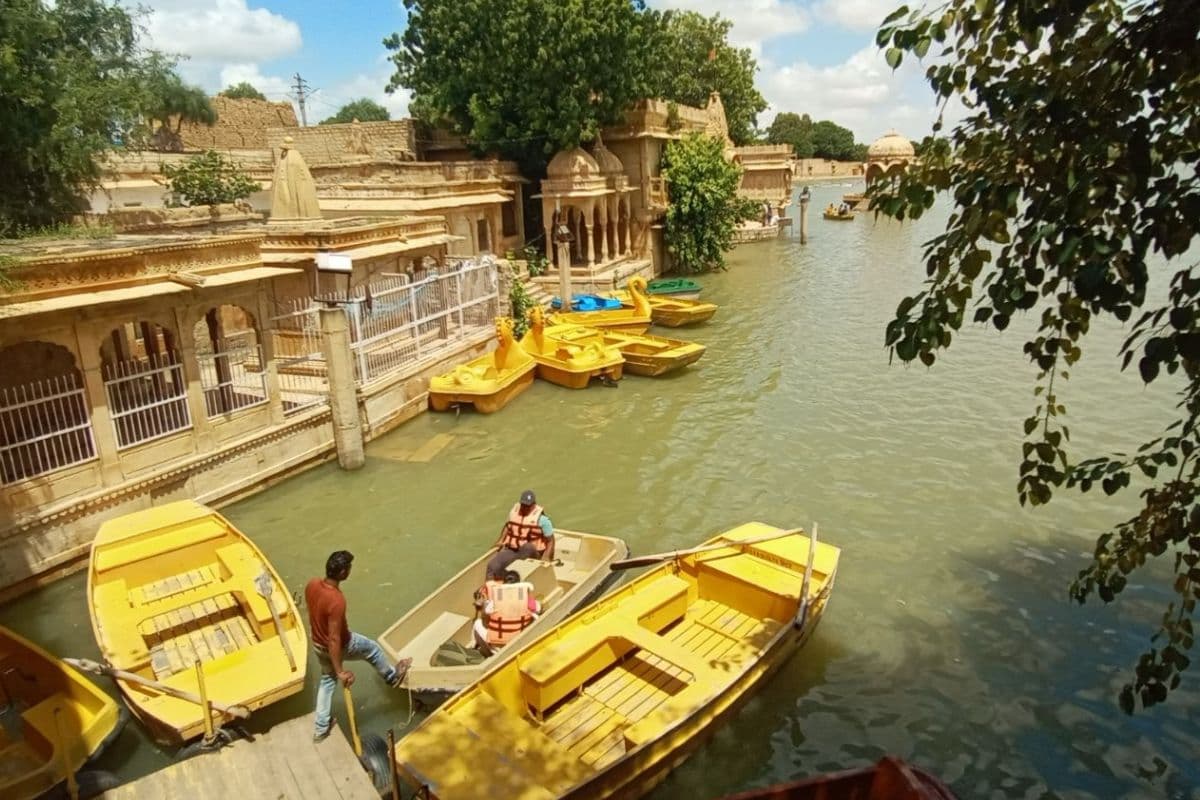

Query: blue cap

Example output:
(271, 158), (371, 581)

(520, 489), (536, 505)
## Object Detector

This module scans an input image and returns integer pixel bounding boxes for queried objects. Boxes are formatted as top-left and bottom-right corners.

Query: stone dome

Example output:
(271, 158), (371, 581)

(547, 147), (601, 179)
(868, 130), (915, 159)
(591, 140), (625, 175)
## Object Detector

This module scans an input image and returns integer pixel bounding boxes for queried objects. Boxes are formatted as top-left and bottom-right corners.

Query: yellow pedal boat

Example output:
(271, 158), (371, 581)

(88, 500), (307, 746)
(429, 317), (536, 413)
(0, 626), (125, 800)
(611, 290), (718, 328)
(377, 529), (628, 705)
(552, 326), (705, 377)
(393, 522), (840, 800)
(823, 206), (856, 221)
(520, 307), (625, 389)
(551, 276), (652, 334)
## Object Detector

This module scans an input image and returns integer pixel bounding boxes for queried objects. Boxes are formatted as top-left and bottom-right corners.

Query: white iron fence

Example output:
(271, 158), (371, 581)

(347, 258), (499, 383)
(102, 354), (192, 449)
(0, 374), (97, 485)
(269, 304), (329, 415)
(197, 345), (269, 418)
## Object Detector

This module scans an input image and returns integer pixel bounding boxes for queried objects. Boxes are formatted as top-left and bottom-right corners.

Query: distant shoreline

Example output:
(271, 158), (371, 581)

(795, 175), (866, 186)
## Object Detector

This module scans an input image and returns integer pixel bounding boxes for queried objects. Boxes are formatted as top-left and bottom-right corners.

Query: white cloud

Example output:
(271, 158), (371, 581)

(813, 0), (899, 31)
(651, 0), (809, 52)
(141, 0), (302, 63)
(218, 64), (295, 102)
(307, 68), (412, 124)
(758, 45), (949, 142)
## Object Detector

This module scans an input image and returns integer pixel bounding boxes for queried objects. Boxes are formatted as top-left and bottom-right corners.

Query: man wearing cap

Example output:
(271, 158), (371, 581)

(487, 489), (555, 579)
(306, 550), (412, 742)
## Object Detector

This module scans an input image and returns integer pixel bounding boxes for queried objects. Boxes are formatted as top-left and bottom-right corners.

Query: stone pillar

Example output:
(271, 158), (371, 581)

(584, 203), (595, 268)
(557, 239), (572, 316)
(173, 307), (214, 452)
(319, 307), (364, 470)
(76, 326), (124, 486)
(256, 289), (286, 425)
(799, 191), (810, 245)
(597, 206), (609, 264)
(622, 197), (632, 254)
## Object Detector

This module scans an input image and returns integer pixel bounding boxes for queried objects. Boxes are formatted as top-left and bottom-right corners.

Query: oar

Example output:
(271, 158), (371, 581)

(343, 683), (363, 757)
(794, 522), (818, 630)
(610, 528), (803, 571)
(255, 570), (298, 672)
(65, 658), (250, 719)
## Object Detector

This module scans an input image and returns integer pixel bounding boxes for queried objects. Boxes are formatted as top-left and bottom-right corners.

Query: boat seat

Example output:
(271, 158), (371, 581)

(399, 611), (471, 665)
(92, 579), (153, 667)
(93, 518), (227, 574)
(214, 543), (274, 627)
(518, 575), (691, 715)
(696, 551), (813, 622)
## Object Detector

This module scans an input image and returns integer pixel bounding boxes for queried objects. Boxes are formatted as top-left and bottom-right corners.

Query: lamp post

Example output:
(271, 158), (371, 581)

(798, 185), (811, 245)
(555, 209), (574, 314)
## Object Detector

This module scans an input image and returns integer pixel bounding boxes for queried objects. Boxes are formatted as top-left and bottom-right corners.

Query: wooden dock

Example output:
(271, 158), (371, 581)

(100, 714), (381, 799)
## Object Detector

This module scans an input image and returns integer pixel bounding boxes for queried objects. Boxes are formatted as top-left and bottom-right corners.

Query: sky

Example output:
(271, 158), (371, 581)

(130, 0), (945, 144)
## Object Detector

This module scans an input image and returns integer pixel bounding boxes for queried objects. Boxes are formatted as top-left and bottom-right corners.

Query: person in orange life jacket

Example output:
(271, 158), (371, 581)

(471, 570), (542, 657)
(486, 489), (555, 580)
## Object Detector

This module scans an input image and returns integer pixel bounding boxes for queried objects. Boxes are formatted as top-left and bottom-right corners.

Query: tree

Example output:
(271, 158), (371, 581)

(872, 0), (1200, 712)
(138, 53), (217, 152)
(163, 151), (260, 207)
(386, 0), (660, 177)
(220, 82), (267, 101)
(767, 112), (815, 158)
(645, 11), (767, 145)
(663, 133), (753, 274)
(0, 0), (168, 234)
(320, 98), (390, 125)
(810, 119), (857, 160)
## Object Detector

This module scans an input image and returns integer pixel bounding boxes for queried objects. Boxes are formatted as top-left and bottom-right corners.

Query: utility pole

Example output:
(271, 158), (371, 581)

(291, 73), (311, 126)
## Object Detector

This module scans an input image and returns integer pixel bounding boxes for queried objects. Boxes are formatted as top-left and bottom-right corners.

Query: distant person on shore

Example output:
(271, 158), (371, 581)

(306, 550), (411, 743)
(487, 489), (555, 578)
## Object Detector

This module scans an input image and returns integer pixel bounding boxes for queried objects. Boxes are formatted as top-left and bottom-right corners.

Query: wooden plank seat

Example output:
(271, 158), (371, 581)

(519, 575), (692, 715)
(129, 564), (220, 607)
(93, 519), (227, 575)
(214, 542), (275, 629)
(403, 612), (471, 664)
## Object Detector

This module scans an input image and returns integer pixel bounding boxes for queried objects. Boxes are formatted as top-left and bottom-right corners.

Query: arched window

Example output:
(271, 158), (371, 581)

(100, 320), (191, 448)
(193, 305), (267, 417)
(0, 341), (96, 484)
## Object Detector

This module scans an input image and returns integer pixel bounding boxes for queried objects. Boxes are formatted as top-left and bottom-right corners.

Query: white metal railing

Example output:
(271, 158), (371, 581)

(197, 345), (269, 418)
(347, 257), (499, 383)
(0, 374), (97, 485)
(270, 303), (329, 415)
(102, 354), (192, 449)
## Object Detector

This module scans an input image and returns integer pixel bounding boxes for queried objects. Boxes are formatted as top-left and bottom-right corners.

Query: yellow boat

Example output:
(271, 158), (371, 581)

(377, 529), (629, 705)
(88, 500), (308, 746)
(563, 327), (705, 377)
(0, 626), (125, 800)
(429, 317), (536, 413)
(551, 276), (652, 334)
(823, 205), (855, 221)
(520, 307), (625, 389)
(610, 290), (718, 328)
(393, 522), (840, 800)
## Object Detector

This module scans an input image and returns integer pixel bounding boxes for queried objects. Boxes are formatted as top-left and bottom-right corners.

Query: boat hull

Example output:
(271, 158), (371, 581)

(610, 292), (718, 327)
(88, 501), (308, 747)
(377, 530), (629, 703)
(601, 331), (705, 377)
(823, 212), (855, 221)
(534, 360), (624, 389)
(429, 364), (535, 413)
(0, 626), (126, 800)
(719, 756), (959, 800)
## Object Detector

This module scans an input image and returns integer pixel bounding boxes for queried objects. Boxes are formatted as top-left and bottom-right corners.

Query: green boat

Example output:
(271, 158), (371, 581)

(646, 278), (702, 300)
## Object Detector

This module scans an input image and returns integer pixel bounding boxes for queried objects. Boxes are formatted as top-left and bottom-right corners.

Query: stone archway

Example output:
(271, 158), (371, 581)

(192, 305), (266, 416)
(98, 319), (190, 448)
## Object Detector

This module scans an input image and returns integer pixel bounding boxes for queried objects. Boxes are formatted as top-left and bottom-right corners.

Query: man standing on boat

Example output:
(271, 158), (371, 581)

(487, 489), (555, 579)
(307, 550), (412, 743)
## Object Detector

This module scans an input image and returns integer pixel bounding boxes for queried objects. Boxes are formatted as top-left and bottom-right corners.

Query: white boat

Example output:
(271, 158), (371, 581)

(377, 529), (628, 703)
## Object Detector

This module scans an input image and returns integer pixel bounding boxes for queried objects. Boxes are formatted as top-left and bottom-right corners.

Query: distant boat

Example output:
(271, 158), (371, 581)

(88, 500), (307, 746)
(646, 278), (702, 301)
(718, 756), (960, 800)
(550, 294), (625, 312)
(0, 626), (125, 800)
(393, 522), (839, 800)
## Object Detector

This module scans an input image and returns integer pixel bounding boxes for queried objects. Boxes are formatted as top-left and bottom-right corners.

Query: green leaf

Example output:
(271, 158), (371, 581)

(885, 47), (903, 69)
(914, 37), (931, 58)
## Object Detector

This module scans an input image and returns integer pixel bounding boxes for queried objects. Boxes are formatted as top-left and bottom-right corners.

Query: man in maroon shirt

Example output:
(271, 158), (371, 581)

(307, 550), (411, 742)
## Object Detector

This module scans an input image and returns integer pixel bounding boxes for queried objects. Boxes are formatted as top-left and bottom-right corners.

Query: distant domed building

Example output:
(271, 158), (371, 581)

(865, 130), (915, 187)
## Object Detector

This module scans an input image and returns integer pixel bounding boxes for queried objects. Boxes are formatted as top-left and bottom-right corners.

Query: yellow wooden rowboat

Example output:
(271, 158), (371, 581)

(393, 522), (839, 800)
(0, 626), (124, 800)
(377, 529), (628, 705)
(88, 500), (307, 746)
(610, 291), (718, 328)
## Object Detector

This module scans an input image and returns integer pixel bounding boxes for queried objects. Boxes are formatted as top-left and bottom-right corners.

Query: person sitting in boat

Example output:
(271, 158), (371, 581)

(486, 489), (555, 579)
(472, 571), (542, 657)
(839, 202), (850, 214)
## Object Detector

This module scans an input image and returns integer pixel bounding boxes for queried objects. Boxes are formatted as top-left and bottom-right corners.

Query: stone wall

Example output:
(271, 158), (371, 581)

(266, 120), (417, 165)
(179, 97), (299, 150)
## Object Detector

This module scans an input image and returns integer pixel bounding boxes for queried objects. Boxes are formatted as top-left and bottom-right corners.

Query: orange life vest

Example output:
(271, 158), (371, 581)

(485, 581), (535, 646)
(501, 503), (546, 552)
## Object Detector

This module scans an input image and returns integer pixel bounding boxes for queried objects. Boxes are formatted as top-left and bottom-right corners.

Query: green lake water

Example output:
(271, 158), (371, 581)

(3, 181), (1197, 798)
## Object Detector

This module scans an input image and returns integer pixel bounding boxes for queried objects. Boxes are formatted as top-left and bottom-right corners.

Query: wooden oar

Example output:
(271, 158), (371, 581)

(343, 683), (362, 757)
(610, 528), (803, 571)
(255, 570), (298, 672)
(65, 658), (250, 719)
